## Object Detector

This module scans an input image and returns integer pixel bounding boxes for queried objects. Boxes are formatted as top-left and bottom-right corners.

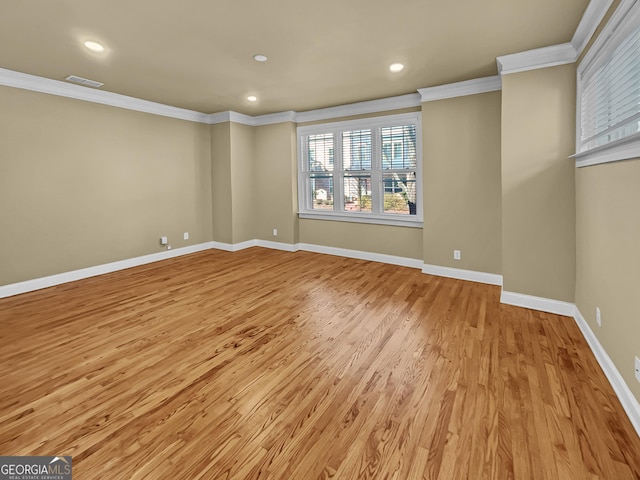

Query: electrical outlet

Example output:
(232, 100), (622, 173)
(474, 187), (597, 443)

(160, 236), (168, 245)
(596, 307), (602, 327)
(453, 250), (461, 260)
(273, 228), (278, 237)
(183, 232), (189, 240)
(635, 356), (640, 383)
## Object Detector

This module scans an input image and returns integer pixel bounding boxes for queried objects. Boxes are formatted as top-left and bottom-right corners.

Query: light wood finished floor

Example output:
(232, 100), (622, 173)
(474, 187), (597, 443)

(0, 248), (639, 479)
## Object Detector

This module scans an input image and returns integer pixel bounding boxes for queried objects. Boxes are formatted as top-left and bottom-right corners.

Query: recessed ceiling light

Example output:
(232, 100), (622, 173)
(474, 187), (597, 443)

(83, 40), (105, 53)
(389, 63), (405, 73)
(247, 95), (258, 102)
(253, 54), (268, 62)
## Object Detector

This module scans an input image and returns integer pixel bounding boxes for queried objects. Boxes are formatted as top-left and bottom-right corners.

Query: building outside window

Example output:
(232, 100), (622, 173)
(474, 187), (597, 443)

(298, 112), (422, 227)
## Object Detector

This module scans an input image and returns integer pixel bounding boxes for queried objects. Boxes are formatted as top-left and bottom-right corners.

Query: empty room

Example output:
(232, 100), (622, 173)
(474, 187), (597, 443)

(1, 0), (640, 478)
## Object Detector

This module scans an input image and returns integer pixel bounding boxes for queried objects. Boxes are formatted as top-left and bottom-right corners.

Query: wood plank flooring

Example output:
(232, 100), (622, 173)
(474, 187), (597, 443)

(0, 247), (638, 479)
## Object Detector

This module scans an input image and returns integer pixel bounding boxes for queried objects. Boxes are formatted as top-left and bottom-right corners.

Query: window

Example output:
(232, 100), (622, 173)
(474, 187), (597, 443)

(298, 112), (422, 226)
(576, 0), (640, 166)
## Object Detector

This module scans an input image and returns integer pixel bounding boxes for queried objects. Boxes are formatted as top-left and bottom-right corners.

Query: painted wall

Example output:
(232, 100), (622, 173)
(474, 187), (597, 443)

(253, 122), (298, 244)
(229, 123), (256, 244)
(572, 0), (639, 406)
(422, 91), (502, 275)
(575, 159), (640, 403)
(298, 219), (423, 260)
(501, 65), (576, 302)
(0, 86), (212, 286)
(211, 122), (233, 244)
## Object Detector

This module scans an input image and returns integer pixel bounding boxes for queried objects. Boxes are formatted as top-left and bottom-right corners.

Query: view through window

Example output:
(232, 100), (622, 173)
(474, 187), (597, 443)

(298, 113), (421, 226)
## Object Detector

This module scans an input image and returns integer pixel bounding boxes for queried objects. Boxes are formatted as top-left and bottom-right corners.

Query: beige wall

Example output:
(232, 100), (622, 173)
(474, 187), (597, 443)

(575, 159), (640, 403)
(229, 123), (255, 244)
(501, 65), (576, 301)
(0, 86), (212, 286)
(215, 117), (422, 257)
(253, 123), (298, 244)
(212, 121), (300, 246)
(299, 219), (423, 260)
(573, 0), (639, 406)
(210, 122), (233, 244)
(422, 91), (502, 274)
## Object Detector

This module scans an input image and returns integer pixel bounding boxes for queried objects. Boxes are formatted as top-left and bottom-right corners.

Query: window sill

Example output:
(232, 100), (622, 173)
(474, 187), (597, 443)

(572, 133), (640, 168)
(298, 211), (423, 228)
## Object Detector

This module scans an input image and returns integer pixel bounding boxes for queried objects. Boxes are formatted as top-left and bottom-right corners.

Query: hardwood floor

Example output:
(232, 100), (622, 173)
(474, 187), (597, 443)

(0, 247), (638, 479)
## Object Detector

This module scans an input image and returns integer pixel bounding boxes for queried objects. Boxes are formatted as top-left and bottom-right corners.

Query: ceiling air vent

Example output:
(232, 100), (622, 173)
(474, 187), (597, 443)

(65, 75), (104, 88)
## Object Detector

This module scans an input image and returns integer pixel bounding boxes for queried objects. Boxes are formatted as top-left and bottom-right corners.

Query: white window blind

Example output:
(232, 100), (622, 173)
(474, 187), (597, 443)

(578, 0), (640, 157)
(297, 112), (422, 227)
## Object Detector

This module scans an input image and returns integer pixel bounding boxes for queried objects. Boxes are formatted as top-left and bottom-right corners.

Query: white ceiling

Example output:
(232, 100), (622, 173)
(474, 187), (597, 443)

(0, 0), (590, 115)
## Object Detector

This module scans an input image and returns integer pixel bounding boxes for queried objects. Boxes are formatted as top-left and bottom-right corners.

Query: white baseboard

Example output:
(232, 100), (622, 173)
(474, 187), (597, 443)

(296, 243), (423, 269)
(213, 239), (298, 253)
(1, 240), (422, 298)
(229, 240), (256, 251)
(574, 308), (640, 438)
(498, 291), (640, 438)
(255, 240), (299, 252)
(210, 239), (259, 252)
(3, 239), (639, 438)
(422, 264), (503, 286)
(209, 241), (235, 252)
(500, 290), (576, 316)
(0, 242), (216, 299)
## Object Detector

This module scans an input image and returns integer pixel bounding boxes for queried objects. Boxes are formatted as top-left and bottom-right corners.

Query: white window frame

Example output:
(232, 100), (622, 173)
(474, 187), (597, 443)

(574, 0), (640, 168)
(297, 112), (423, 228)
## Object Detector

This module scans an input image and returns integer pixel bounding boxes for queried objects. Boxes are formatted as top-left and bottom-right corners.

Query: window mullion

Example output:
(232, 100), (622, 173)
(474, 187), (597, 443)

(300, 136), (309, 212)
(371, 127), (383, 215)
(334, 132), (345, 212)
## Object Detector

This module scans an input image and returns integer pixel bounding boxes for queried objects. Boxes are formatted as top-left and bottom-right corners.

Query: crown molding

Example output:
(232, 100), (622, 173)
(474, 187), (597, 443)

(228, 111), (255, 126)
(207, 95), (420, 126)
(0, 67), (210, 123)
(571, 0), (615, 56)
(495, 0), (616, 76)
(418, 76), (501, 103)
(208, 110), (297, 126)
(207, 111), (259, 126)
(497, 43), (577, 75)
(0, 66), (419, 126)
(207, 111), (234, 125)
(253, 110), (297, 126)
(294, 93), (421, 124)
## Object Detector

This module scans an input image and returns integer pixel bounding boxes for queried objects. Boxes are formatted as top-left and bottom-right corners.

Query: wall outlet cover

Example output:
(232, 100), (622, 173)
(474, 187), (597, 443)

(183, 232), (189, 240)
(635, 356), (640, 383)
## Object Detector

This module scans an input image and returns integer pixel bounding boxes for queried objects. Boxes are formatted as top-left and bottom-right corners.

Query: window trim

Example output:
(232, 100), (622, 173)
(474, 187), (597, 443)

(574, 0), (640, 168)
(297, 112), (423, 226)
